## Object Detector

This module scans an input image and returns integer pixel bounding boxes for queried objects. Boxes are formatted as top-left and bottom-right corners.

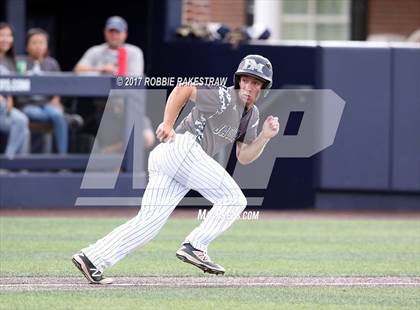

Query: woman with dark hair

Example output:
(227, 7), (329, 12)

(0, 22), (30, 159)
(0, 22), (16, 72)
(18, 27), (68, 154)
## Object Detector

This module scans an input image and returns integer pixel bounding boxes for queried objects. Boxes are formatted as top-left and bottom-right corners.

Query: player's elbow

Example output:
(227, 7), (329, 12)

(236, 147), (251, 165)
(237, 154), (252, 165)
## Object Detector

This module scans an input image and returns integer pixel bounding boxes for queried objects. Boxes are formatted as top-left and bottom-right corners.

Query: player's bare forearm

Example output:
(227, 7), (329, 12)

(74, 64), (97, 73)
(236, 134), (270, 165)
(236, 115), (280, 165)
(157, 85), (197, 142)
(74, 64), (117, 74)
(163, 85), (196, 127)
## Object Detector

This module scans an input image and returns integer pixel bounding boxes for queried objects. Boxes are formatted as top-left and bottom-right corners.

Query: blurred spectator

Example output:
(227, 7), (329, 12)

(17, 28), (68, 154)
(175, 23), (270, 44)
(74, 16), (144, 76)
(0, 22), (30, 159)
(97, 98), (155, 154)
(142, 117), (155, 149)
(245, 24), (271, 41)
(74, 16), (154, 153)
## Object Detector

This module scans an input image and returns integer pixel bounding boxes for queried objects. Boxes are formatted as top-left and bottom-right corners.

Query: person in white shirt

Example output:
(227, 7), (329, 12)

(74, 16), (144, 76)
(74, 16), (153, 150)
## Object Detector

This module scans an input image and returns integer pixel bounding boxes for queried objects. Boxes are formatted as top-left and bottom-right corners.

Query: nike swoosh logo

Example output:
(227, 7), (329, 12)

(251, 120), (259, 128)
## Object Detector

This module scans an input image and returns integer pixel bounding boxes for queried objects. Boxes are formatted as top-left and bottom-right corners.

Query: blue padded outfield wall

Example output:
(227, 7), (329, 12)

(318, 44), (393, 190)
(317, 43), (420, 194)
(391, 48), (420, 192)
(315, 43), (420, 209)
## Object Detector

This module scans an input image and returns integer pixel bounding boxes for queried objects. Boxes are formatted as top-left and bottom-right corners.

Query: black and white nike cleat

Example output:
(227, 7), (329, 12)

(176, 243), (225, 275)
(72, 252), (113, 285)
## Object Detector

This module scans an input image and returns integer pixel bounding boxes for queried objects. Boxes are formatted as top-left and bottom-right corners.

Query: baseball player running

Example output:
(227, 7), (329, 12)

(72, 54), (279, 284)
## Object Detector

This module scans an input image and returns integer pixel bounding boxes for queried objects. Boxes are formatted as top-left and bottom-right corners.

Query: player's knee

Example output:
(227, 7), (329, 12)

(236, 191), (247, 207)
(216, 189), (247, 207)
(227, 191), (247, 208)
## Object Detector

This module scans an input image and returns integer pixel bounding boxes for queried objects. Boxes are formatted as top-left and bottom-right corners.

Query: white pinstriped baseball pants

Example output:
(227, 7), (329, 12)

(83, 132), (247, 270)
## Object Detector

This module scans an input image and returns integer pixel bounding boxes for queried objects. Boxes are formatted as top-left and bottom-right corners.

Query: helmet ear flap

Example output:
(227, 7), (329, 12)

(233, 74), (240, 89)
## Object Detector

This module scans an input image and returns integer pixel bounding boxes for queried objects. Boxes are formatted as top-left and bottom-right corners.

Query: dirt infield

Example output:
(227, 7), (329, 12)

(1, 276), (419, 291)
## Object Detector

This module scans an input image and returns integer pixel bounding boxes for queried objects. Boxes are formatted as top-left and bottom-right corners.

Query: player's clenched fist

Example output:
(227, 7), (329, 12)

(156, 122), (176, 143)
(262, 115), (280, 139)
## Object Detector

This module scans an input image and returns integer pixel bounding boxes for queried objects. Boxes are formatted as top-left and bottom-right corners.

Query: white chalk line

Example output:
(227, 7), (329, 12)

(1, 281), (419, 290)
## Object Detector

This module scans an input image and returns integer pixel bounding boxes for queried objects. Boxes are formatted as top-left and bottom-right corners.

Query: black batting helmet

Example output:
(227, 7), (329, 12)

(233, 54), (273, 89)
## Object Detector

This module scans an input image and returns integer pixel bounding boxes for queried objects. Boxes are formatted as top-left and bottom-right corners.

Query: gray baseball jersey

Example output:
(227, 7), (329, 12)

(176, 85), (259, 157)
